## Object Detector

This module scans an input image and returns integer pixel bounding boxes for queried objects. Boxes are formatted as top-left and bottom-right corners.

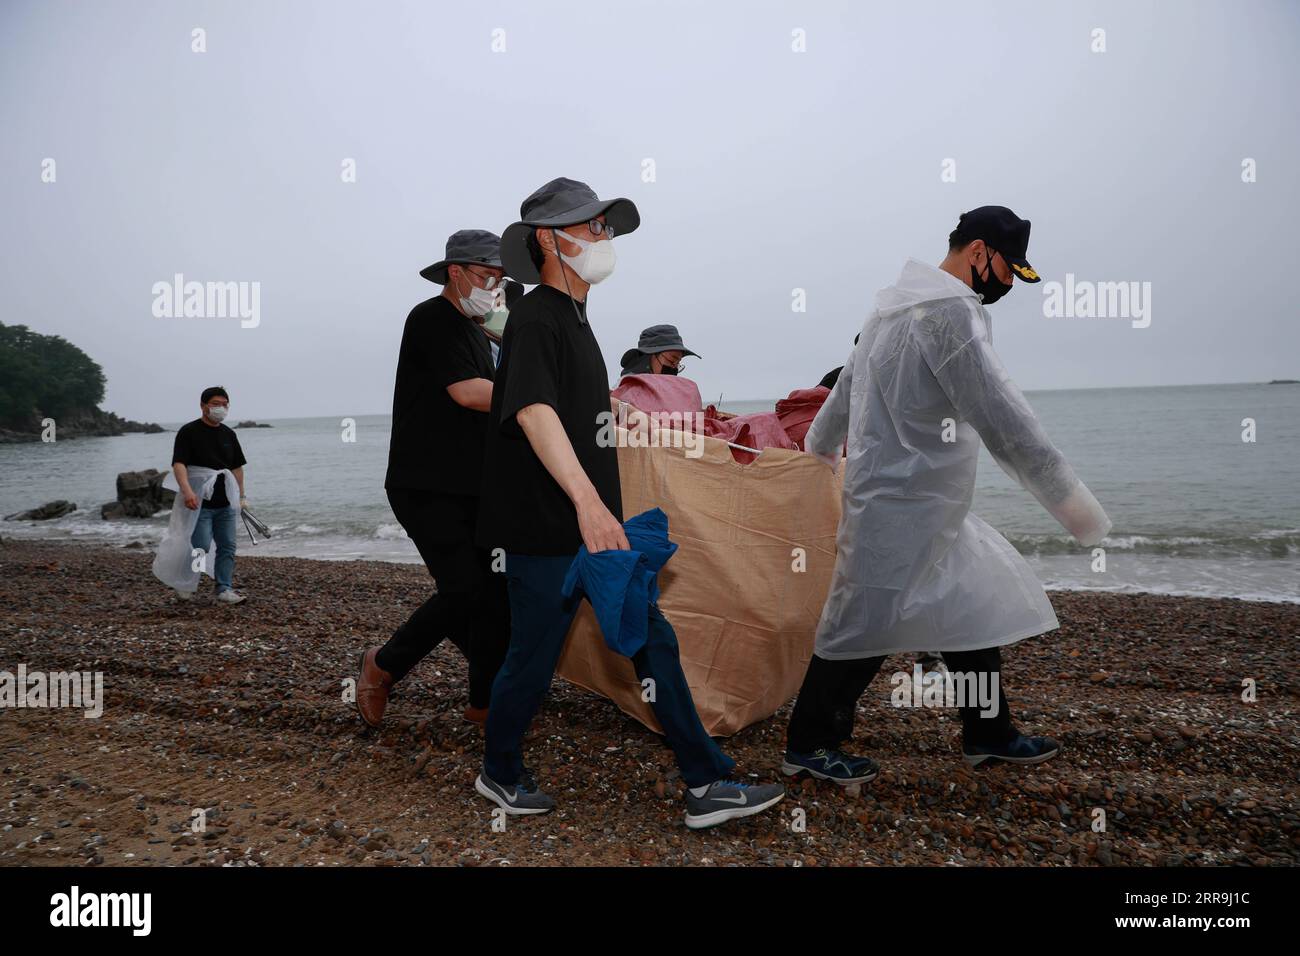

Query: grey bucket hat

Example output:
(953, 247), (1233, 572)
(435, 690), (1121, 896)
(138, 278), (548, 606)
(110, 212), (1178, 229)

(619, 324), (699, 371)
(420, 229), (503, 285)
(501, 177), (640, 284)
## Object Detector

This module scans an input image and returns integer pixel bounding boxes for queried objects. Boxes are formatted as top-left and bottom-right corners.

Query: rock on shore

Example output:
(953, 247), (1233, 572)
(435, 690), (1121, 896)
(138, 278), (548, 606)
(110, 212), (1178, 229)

(0, 407), (163, 444)
(100, 469), (176, 519)
(3, 500), (77, 521)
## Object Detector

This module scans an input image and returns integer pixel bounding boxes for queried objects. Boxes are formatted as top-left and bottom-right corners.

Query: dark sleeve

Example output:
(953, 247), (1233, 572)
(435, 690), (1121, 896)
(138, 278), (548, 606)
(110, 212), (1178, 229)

(171, 425), (191, 466)
(229, 428), (247, 468)
(818, 366), (843, 390)
(499, 319), (561, 437)
(431, 321), (487, 389)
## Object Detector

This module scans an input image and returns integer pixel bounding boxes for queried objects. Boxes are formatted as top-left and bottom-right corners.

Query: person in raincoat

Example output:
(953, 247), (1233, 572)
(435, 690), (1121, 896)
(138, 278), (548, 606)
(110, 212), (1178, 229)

(822, 341), (945, 680)
(782, 206), (1111, 785)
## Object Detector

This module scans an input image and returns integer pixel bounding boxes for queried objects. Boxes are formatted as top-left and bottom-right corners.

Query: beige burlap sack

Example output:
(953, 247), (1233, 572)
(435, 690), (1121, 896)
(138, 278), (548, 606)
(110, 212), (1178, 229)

(556, 426), (842, 736)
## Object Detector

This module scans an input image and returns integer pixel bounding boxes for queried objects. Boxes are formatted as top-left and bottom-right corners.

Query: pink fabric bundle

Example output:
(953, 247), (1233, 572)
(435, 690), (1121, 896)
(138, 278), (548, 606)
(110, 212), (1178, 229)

(703, 409), (795, 464)
(775, 386), (831, 449)
(611, 374), (703, 415)
(611, 376), (821, 464)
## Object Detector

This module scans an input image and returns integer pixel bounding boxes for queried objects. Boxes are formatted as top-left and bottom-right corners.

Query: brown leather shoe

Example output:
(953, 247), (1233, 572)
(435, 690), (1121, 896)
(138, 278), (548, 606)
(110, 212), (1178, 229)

(463, 705), (488, 728)
(355, 647), (393, 728)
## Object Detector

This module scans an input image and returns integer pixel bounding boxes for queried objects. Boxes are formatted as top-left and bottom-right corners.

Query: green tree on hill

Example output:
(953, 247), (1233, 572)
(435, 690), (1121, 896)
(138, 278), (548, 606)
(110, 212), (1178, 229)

(0, 321), (107, 429)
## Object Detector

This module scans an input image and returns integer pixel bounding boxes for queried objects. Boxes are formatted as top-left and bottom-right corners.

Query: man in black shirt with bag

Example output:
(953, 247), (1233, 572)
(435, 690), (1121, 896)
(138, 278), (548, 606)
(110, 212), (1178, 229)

(474, 178), (784, 829)
(355, 230), (511, 729)
(170, 386), (248, 604)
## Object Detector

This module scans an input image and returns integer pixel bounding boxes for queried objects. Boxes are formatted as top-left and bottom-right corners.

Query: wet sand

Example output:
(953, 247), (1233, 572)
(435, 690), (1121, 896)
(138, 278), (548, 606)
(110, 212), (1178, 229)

(1, 539), (1296, 867)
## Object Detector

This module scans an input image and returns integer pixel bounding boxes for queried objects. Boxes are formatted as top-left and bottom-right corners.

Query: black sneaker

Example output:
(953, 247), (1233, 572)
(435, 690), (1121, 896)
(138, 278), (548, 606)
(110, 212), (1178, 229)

(684, 779), (784, 830)
(475, 769), (555, 815)
(781, 748), (879, 786)
(963, 734), (1061, 767)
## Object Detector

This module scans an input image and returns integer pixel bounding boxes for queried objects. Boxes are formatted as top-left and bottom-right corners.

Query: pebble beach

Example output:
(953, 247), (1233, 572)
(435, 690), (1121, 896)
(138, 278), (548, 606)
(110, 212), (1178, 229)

(1, 539), (1296, 867)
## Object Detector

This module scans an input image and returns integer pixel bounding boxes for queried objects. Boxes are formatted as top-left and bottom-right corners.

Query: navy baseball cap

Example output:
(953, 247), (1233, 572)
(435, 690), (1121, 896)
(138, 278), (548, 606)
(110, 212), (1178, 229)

(953, 206), (1040, 282)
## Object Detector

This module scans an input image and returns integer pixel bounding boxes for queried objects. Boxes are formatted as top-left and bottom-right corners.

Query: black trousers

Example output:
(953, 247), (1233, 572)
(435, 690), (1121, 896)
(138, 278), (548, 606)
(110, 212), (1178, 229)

(375, 489), (509, 709)
(786, 645), (1016, 754)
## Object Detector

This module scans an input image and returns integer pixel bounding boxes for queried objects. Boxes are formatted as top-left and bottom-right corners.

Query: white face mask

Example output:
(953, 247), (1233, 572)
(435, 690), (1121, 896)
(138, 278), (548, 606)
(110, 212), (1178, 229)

(207, 405), (228, 423)
(455, 272), (498, 318)
(553, 228), (616, 284)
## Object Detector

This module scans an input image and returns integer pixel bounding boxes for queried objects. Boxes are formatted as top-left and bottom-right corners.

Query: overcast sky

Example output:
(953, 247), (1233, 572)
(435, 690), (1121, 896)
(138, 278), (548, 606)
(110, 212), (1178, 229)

(2, 0), (1297, 422)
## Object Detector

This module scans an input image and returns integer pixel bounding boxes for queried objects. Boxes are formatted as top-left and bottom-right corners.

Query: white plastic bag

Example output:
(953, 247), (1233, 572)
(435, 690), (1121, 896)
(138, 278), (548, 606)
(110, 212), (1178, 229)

(151, 466), (240, 592)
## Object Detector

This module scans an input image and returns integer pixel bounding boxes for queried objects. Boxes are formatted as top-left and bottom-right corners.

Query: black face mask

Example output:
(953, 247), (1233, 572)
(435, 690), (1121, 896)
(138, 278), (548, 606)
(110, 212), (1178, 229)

(971, 250), (1013, 305)
(659, 364), (680, 376)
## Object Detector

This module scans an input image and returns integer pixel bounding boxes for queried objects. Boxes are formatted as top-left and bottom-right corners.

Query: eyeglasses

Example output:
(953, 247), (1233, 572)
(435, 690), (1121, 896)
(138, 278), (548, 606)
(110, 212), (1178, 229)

(464, 268), (503, 289)
(582, 219), (616, 239)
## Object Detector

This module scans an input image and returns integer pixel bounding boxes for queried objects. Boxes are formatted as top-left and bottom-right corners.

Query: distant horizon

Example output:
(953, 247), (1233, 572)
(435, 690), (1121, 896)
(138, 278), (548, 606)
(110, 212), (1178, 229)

(125, 378), (1298, 429)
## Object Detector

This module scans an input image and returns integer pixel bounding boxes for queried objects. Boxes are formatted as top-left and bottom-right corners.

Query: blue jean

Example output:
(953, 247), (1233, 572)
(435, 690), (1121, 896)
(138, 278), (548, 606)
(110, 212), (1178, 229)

(190, 506), (238, 592)
(483, 552), (735, 789)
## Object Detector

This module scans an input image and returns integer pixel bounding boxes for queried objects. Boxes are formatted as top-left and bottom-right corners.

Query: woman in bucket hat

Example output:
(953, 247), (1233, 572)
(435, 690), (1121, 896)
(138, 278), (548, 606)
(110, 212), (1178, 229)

(619, 324), (700, 377)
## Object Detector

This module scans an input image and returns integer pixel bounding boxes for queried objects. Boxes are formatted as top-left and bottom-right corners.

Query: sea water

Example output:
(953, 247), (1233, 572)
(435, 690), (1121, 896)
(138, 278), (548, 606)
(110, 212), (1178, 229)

(1, 383), (1296, 603)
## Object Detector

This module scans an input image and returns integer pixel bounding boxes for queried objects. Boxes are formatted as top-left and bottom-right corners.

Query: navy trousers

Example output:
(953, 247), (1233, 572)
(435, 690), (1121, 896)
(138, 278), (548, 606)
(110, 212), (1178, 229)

(483, 552), (734, 789)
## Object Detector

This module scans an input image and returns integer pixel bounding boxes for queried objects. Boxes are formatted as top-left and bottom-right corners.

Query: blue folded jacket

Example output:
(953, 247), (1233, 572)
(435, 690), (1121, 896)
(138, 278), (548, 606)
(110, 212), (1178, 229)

(562, 507), (678, 658)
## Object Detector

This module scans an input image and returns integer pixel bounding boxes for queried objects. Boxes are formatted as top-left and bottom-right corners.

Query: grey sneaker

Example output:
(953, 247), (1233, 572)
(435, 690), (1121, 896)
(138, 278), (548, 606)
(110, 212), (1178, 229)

(475, 770), (555, 816)
(216, 590), (246, 605)
(684, 779), (785, 830)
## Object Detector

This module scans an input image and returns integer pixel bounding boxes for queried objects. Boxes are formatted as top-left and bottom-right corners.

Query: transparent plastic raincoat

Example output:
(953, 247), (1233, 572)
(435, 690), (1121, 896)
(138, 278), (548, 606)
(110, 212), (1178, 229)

(806, 259), (1111, 659)
(151, 466), (241, 592)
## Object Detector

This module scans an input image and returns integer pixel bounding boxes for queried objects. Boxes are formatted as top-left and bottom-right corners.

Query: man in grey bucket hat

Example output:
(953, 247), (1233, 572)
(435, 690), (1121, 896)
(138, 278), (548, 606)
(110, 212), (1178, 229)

(420, 228), (505, 301)
(619, 324), (700, 377)
(474, 177), (785, 828)
(499, 177), (640, 285)
(355, 228), (511, 734)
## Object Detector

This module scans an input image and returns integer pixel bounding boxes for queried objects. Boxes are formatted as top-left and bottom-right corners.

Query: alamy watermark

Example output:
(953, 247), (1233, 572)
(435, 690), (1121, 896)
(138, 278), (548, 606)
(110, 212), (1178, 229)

(1, 665), (103, 718)
(889, 664), (999, 717)
(152, 273), (260, 328)
(49, 886), (150, 936)
(1041, 274), (1151, 328)
(597, 404), (705, 458)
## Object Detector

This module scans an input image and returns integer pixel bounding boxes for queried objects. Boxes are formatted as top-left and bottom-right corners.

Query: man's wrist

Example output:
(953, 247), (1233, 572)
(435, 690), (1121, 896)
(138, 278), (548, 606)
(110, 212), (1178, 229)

(572, 486), (602, 511)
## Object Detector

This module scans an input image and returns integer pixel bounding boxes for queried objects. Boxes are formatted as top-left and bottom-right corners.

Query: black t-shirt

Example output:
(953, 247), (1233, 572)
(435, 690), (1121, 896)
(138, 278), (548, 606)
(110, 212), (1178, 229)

(171, 419), (247, 508)
(818, 366), (844, 390)
(477, 285), (622, 556)
(385, 296), (496, 495)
